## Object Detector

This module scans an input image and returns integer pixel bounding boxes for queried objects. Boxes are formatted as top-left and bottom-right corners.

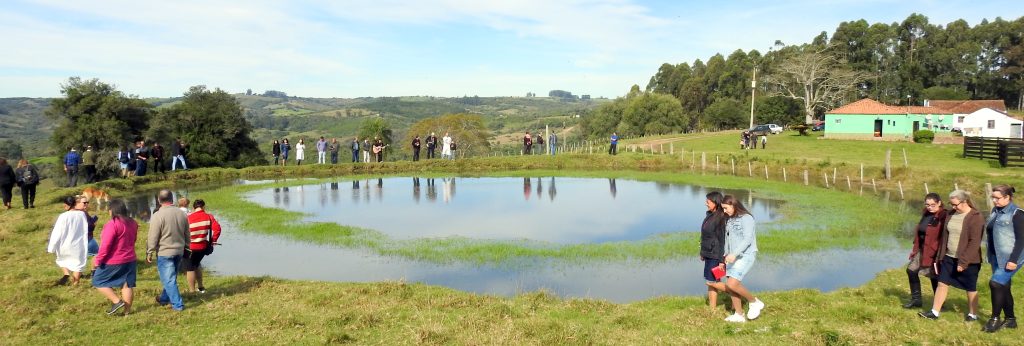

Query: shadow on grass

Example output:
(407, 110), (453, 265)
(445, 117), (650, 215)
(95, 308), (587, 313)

(181, 276), (270, 309)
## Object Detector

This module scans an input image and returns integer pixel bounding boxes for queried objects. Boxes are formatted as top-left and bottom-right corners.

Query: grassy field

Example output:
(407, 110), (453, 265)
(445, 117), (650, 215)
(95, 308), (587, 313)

(2, 138), (1024, 344)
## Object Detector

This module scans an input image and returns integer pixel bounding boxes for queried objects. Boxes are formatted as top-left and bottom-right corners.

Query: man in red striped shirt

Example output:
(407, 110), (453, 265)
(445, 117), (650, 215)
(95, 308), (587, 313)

(184, 199), (221, 293)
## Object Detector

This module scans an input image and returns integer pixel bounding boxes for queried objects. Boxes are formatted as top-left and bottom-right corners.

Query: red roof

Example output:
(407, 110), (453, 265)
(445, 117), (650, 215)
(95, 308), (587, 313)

(926, 100), (1007, 114)
(827, 98), (951, 115)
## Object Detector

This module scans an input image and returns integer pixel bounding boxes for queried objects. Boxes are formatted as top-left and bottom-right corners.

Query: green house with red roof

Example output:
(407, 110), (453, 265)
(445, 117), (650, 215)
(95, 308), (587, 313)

(823, 98), (954, 140)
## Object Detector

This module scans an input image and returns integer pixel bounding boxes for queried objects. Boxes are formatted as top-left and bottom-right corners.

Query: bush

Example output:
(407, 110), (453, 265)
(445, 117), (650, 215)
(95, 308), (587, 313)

(913, 130), (935, 143)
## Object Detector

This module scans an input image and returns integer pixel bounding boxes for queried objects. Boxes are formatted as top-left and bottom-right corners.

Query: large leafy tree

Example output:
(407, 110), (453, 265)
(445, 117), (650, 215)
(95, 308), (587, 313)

(46, 77), (152, 152)
(404, 114), (491, 156)
(147, 85), (264, 168)
(763, 47), (871, 124)
(581, 91), (687, 138)
(358, 117), (393, 146)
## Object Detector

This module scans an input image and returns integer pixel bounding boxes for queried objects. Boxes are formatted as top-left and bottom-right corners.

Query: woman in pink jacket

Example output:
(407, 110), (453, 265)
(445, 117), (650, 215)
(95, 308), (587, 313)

(91, 199), (138, 315)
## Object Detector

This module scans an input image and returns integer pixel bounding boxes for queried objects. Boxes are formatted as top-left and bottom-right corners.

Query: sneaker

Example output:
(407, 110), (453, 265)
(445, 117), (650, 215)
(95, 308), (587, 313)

(55, 275), (69, 286)
(965, 314), (979, 322)
(983, 317), (1003, 333)
(724, 313), (747, 323)
(107, 300), (126, 315)
(197, 287), (206, 294)
(1004, 317), (1017, 329)
(746, 299), (765, 320)
(919, 311), (939, 320)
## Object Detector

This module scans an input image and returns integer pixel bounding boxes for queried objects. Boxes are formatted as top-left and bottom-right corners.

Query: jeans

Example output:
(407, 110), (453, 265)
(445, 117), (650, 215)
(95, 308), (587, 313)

(66, 166), (79, 187)
(609, 143), (617, 155)
(135, 160), (147, 177)
(88, 238), (98, 256)
(84, 165), (96, 183)
(330, 152), (338, 164)
(550, 144), (556, 155)
(19, 183), (36, 208)
(171, 155), (188, 170)
(156, 255), (184, 310)
(351, 150), (359, 163)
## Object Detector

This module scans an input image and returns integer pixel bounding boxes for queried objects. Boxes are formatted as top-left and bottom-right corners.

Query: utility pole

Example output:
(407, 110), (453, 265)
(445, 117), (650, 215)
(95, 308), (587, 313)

(749, 66), (757, 129)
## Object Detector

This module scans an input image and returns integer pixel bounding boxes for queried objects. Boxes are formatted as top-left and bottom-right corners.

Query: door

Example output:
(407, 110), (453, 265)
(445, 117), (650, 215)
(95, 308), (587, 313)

(874, 119), (883, 137)
(1012, 123), (1023, 139)
(913, 121), (920, 133)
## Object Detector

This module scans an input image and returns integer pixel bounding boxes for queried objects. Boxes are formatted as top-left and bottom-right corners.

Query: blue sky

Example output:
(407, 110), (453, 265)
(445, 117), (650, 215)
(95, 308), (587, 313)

(1, 0), (1021, 98)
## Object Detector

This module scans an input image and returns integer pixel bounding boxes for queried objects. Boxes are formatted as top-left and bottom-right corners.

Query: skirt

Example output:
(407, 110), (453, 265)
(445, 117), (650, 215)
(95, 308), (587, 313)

(92, 262), (137, 288)
(726, 253), (756, 281)
(937, 255), (980, 291)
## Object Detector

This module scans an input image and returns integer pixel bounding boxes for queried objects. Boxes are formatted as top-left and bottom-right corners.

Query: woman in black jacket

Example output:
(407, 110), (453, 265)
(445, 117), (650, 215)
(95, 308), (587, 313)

(14, 159), (39, 209)
(700, 191), (728, 308)
(0, 158), (16, 210)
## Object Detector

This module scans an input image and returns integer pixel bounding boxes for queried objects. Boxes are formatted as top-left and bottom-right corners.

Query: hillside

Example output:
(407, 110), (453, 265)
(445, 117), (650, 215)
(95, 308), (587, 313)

(0, 95), (606, 157)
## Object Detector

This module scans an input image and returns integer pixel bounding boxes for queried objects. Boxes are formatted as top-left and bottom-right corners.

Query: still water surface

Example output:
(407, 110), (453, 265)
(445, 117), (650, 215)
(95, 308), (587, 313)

(244, 177), (782, 243)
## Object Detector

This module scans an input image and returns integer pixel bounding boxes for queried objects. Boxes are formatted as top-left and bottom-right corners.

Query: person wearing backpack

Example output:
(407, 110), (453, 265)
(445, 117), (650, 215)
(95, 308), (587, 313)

(14, 159), (39, 209)
(0, 158), (16, 210)
(117, 145), (132, 178)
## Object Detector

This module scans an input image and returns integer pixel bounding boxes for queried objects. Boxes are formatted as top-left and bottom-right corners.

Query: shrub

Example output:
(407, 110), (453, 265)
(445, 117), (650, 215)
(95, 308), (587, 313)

(913, 130), (934, 143)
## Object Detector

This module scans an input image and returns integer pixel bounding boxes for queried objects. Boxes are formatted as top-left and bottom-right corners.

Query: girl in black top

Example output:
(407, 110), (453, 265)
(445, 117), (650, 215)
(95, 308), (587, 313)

(700, 191), (728, 308)
(0, 158), (16, 210)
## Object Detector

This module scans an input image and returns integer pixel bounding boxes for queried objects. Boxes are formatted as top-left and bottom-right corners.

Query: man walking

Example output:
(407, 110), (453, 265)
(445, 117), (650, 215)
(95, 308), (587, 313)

(412, 135), (422, 162)
(171, 138), (188, 171)
(134, 140), (149, 177)
(316, 136), (327, 164)
(146, 190), (189, 311)
(426, 132), (437, 159)
(151, 141), (165, 174)
(64, 146), (81, 187)
(609, 132), (619, 155)
(82, 145), (97, 183)
(351, 137), (360, 163)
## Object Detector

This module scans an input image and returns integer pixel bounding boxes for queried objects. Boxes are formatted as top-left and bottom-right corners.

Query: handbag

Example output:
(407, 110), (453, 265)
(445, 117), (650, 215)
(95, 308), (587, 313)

(711, 265), (726, 280)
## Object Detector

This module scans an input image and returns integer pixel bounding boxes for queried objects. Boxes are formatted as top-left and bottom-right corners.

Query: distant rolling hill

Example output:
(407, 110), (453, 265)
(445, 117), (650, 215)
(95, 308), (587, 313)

(0, 94), (606, 157)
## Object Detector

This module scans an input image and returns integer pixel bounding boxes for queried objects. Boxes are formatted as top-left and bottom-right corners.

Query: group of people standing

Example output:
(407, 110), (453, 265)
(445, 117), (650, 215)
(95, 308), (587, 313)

(46, 190), (221, 315)
(0, 158), (40, 210)
(522, 131), (558, 155)
(739, 131), (766, 150)
(903, 184), (1024, 333)
(60, 138), (189, 187)
(698, 191), (766, 322)
(271, 132), (463, 165)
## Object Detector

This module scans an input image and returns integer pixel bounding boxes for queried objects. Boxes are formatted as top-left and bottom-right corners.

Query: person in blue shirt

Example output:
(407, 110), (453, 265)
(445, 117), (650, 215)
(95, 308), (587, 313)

(351, 137), (360, 163)
(64, 147), (81, 187)
(549, 133), (557, 156)
(608, 132), (619, 155)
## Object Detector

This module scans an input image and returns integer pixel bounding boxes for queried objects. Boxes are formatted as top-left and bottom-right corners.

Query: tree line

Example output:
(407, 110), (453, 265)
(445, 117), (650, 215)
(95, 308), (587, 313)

(584, 14), (1024, 139)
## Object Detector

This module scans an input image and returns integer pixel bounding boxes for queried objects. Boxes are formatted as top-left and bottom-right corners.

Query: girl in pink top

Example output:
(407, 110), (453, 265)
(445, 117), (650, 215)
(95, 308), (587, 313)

(91, 199), (138, 315)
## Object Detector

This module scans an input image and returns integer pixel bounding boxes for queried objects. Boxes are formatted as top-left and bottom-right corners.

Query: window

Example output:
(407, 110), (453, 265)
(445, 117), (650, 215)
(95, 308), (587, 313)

(988, 120), (996, 129)
(958, 116), (965, 123)
(834, 118), (841, 124)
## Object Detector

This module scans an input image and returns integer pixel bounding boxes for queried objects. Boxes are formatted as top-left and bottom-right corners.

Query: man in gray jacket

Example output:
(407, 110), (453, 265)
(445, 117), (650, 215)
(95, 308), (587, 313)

(147, 190), (190, 311)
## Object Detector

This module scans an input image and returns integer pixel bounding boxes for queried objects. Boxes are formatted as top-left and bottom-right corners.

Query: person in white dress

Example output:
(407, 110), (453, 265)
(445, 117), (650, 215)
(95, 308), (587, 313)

(47, 196), (89, 286)
(295, 139), (306, 165)
(441, 133), (453, 160)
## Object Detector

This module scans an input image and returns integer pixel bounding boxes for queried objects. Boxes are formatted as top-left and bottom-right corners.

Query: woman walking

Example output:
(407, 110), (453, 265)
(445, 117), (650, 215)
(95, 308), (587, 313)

(15, 159), (39, 209)
(700, 191), (728, 308)
(984, 185), (1024, 332)
(272, 139), (281, 165)
(117, 144), (132, 178)
(92, 199), (138, 315)
(721, 195), (765, 322)
(47, 196), (89, 286)
(185, 199), (222, 293)
(0, 158), (16, 210)
(280, 139), (290, 166)
(919, 190), (983, 321)
(903, 193), (946, 308)
(295, 139), (306, 165)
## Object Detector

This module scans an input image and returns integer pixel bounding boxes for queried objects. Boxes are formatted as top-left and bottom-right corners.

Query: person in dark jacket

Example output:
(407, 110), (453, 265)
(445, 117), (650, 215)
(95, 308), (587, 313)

(171, 138), (188, 171)
(271, 140), (281, 165)
(134, 141), (149, 177)
(426, 133), (437, 159)
(151, 142), (165, 174)
(903, 192), (947, 309)
(14, 159), (39, 209)
(0, 158), (16, 210)
(329, 138), (340, 164)
(700, 191), (728, 308)
(920, 190), (984, 321)
(983, 185), (1024, 332)
(412, 135), (422, 161)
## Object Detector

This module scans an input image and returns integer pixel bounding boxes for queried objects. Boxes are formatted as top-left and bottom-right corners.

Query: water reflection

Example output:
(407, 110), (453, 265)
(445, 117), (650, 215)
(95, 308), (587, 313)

(246, 177), (784, 244)
(204, 225), (904, 303)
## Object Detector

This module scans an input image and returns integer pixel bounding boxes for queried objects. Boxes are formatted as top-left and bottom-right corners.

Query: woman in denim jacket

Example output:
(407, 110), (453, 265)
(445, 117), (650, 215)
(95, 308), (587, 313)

(984, 185), (1024, 332)
(721, 195), (765, 323)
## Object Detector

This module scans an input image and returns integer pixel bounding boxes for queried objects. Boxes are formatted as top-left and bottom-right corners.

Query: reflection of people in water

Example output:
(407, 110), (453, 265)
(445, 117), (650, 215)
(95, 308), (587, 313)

(413, 178), (421, 204)
(523, 177), (532, 201)
(443, 178), (453, 203)
(548, 177), (557, 201)
(426, 178), (437, 203)
(351, 180), (360, 203)
(273, 187), (281, 206)
(536, 177), (542, 199)
(609, 179), (617, 198)
(282, 187), (290, 207)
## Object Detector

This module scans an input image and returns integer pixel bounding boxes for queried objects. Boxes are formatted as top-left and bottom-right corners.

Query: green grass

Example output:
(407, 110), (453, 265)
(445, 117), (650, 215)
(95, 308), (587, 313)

(2, 140), (1023, 344)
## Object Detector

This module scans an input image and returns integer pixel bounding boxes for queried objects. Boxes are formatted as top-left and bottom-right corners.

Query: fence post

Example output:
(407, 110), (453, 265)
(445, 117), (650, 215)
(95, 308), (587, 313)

(898, 181), (905, 200)
(885, 149), (892, 180)
(764, 165), (769, 181)
(670, 143), (674, 154)
(833, 167), (837, 183)
(872, 179), (877, 193)
(782, 167), (787, 182)
(824, 172), (830, 188)
(902, 148), (909, 167)
(847, 176), (852, 190)
(954, 182), (959, 191)
(924, 182), (929, 194)
(986, 183), (995, 209)
(716, 155), (720, 172)
(701, 152), (706, 172)
(860, 164), (864, 184)
(732, 159), (736, 175)
(748, 162), (753, 177)
(803, 170), (809, 186)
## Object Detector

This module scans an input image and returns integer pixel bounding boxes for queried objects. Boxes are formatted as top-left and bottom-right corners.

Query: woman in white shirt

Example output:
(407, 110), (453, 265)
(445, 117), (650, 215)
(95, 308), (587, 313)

(295, 139), (306, 165)
(441, 133), (453, 160)
(48, 196), (89, 286)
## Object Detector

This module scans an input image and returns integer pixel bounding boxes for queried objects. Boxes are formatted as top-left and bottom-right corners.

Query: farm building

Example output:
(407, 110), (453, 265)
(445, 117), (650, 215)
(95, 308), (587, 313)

(959, 108), (1023, 138)
(823, 98), (953, 140)
(926, 99), (1008, 132)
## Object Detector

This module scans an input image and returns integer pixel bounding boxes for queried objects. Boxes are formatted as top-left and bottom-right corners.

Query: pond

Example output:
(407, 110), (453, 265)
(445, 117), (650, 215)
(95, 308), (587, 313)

(243, 177), (783, 244)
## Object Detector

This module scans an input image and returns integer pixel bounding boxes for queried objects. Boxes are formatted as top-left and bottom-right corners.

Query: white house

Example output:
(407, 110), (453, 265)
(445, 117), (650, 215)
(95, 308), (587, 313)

(926, 99), (1008, 132)
(961, 108), (1023, 138)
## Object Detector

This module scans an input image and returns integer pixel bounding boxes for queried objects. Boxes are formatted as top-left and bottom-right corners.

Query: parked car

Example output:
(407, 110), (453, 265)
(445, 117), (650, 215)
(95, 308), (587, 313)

(766, 124), (784, 134)
(748, 125), (772, 136)
(811, 122), (825, 131)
